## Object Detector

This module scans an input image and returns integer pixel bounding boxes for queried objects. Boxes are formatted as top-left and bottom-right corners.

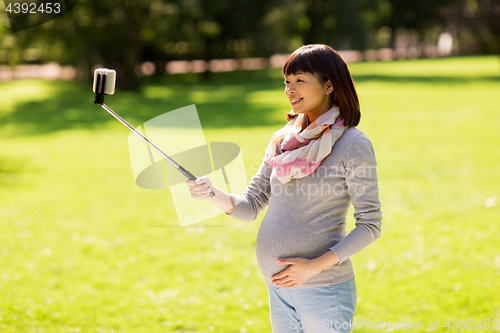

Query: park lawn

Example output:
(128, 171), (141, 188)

(0, 56), (499, 333)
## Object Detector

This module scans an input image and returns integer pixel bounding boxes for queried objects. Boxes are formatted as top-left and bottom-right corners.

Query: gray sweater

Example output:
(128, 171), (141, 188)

(227, 127), (382, 288)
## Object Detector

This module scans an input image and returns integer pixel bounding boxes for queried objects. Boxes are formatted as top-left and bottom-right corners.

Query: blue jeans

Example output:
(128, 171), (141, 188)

(266, 277), (357, 333)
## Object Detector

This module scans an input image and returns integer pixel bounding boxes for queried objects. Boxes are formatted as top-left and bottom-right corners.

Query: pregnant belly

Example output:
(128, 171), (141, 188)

(255, 216), (337, 283)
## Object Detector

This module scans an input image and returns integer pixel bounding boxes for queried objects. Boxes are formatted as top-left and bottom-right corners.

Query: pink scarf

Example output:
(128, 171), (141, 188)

(265, 106), (346, 184)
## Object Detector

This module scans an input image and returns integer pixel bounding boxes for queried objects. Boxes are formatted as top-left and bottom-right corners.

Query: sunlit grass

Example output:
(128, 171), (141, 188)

(0, 56), (499, 332)
(350, 55), (500, 78)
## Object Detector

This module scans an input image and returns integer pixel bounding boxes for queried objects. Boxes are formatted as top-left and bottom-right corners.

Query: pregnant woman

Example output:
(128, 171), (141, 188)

(186, 44), (382, 333)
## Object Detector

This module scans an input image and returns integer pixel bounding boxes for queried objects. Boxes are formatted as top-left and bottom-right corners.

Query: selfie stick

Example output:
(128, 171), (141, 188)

(92, 68), (216, 198)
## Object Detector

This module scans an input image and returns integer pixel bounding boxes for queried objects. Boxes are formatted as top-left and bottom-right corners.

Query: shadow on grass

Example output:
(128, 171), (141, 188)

(0, 69), (288, 137)
(353, 74), (500, 84)
(1, 68), (498, 137)
(0, 156), (31, 187)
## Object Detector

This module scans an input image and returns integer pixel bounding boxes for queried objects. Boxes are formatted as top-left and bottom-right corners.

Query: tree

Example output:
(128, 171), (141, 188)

(446, 0), (500, 55)
(383, 0), (500, 56)
(7, 0), (283, 90)
(280, 0), (390, 51)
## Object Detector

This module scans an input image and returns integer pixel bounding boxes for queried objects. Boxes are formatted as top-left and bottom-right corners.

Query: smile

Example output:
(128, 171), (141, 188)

(291, 98), (303, 105)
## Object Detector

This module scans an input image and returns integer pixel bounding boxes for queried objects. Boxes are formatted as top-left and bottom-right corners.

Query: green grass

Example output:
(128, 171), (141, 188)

(1, 56), (499, 332)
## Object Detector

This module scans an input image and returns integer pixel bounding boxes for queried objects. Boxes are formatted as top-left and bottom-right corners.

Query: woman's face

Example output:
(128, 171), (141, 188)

(284, 72), (333, 123)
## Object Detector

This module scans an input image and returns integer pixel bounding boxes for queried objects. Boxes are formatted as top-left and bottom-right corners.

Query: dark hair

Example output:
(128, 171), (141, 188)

(282, 44), (360, 127)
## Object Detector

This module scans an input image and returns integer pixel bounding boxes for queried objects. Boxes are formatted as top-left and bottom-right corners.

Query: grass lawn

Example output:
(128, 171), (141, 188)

(0, 56), (499, 332)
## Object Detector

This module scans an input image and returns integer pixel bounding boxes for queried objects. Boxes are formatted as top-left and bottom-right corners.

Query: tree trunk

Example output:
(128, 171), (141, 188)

(303, 0), (324, 45)
(118, 6), (142, 91)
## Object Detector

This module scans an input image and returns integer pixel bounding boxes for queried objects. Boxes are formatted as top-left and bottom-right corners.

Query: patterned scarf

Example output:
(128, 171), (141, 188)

(265, 106), (346, 184)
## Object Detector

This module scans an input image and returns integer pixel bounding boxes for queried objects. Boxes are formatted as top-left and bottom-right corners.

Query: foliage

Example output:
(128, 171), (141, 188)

(384, 0), (500, 55)
(0, 0), (499, 90)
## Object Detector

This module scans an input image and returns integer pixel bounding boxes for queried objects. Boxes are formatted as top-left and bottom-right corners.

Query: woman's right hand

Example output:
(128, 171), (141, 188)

(185, 176), (214, 200)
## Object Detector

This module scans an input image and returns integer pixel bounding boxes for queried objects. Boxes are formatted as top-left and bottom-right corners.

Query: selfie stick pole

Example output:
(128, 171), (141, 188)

(93, 71), (216, 198)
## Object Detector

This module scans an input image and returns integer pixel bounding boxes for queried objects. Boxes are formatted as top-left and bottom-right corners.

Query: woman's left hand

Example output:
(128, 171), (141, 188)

(271, 258), (321, 288)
